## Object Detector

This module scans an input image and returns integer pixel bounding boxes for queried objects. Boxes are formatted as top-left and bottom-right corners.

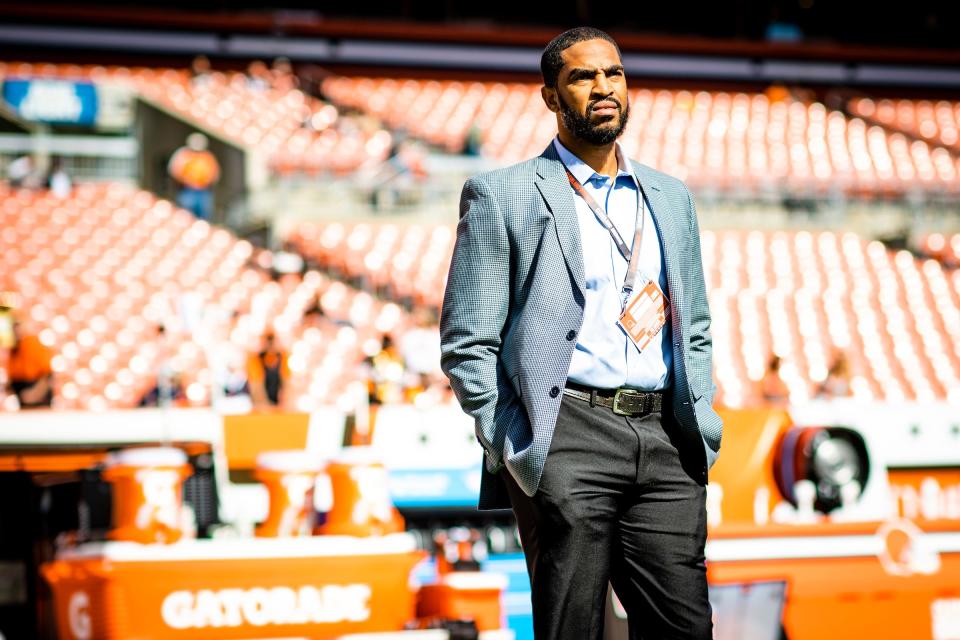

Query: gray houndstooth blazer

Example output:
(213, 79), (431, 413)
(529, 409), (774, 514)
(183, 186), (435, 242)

(440, 142), (723, 510)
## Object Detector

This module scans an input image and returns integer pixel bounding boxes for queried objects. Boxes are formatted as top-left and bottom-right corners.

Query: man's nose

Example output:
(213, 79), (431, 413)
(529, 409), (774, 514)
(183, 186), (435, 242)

(592, 72), (613, 97)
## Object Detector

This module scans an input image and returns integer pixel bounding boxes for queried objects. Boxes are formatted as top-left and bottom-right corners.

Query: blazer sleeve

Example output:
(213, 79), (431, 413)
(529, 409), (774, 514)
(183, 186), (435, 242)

(440, 175), (521, 472)
(684, 184), (718, 411)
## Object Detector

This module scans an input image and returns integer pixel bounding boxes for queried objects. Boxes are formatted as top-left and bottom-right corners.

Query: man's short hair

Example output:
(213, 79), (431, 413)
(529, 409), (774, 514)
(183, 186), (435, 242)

(541, 27), (622, 88)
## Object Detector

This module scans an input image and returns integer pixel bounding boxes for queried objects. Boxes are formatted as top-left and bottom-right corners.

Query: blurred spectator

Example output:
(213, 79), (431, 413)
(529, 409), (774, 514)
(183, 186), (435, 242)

(463, 123), (483, 156)
(297, 62), (334, 98)
(303, 295), (327, 329)
(168, 133), (220, 221)
(46, 157), (72, 199)
(399, 310), (443, 404)
(246, 332), (289, 407)
(270, 243), (306, 279)
(7, 154), (38, 189)
(221, 357), (251, 398)
(759, 355), (790, 404)
(371, 137), (428, 209)
(138, 372), (186, 407)
(396, 139), (429, 180)
(213, 350), (253, 414)
(0, 294), (15, 349)
(5, 318), (53, 409)
(246, 60), (272, 92)
(138, 325), (183, 408)
(364, 334), (406, 405)
(177, 290), (205, 334)
(400, 308), (441, 381)
(817, 351), (853, 399)
(270, 57), (299, 92)
(190, 55), (214, 89)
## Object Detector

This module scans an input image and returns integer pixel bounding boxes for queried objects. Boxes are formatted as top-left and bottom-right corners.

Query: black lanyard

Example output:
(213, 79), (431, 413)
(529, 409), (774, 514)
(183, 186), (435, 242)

(564, 167), (646, 297)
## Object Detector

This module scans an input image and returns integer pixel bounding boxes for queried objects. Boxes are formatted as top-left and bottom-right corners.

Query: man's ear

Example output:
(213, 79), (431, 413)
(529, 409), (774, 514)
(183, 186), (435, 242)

(541, 86), (560, 113)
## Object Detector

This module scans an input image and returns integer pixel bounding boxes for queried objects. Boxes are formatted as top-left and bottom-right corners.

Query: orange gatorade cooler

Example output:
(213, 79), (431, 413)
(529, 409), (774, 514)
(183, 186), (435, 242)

(318, 446), (405, 537)
(42, 536), (425, 639)
(101, 447), (191, 544)
(254, 449), (325, 538)
(417, 572), (508, 631)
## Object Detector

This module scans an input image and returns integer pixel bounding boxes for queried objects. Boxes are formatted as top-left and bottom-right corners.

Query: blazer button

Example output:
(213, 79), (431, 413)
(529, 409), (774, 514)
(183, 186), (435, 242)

(566, 330), (577, 341)
(549, 386), (560, 398)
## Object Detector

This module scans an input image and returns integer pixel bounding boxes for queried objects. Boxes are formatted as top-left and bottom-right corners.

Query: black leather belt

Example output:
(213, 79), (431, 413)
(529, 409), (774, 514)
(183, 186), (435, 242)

(563, 381), (664, 416)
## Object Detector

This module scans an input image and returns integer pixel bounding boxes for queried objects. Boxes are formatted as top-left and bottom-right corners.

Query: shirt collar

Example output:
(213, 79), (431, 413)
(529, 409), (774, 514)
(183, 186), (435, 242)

(553, 136), (635, 186)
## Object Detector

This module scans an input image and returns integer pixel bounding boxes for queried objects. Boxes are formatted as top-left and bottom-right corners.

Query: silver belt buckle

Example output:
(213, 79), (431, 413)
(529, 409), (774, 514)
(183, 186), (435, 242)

(612, 388), (633, 416)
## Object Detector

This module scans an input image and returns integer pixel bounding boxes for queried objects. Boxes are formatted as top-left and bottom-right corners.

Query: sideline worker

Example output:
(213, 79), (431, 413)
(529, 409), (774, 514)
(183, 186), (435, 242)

(168, 132), (220, 221)
(6, 318), (54, 408)
(246, 332), (288, 407)
(440, 27), (722, 639)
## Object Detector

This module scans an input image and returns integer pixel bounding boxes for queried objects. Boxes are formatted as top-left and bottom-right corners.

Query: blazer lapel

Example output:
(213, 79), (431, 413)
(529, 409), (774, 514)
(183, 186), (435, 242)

(535, 144), (586, 299)
(631, 161), (685, 322)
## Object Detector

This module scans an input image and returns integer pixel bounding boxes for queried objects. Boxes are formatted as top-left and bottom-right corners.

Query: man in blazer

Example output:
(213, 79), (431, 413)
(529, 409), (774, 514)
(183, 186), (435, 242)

(440, 26), (721, 639)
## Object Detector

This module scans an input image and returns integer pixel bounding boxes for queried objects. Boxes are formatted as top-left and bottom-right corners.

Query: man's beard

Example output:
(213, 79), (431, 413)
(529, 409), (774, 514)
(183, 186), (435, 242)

(558, 93), (630, 145)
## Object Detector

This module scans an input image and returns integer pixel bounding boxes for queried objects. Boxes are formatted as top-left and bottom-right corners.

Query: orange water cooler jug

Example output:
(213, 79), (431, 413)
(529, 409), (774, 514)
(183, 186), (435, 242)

(417, 572), (508, 632)
(101, 447), (191, 544)
(317, 446), (404, 537)
(254, 450), (325, 537)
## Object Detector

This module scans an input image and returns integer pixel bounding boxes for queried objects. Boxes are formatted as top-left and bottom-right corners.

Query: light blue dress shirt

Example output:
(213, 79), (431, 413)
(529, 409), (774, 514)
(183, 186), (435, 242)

(554, 137), (672, 391)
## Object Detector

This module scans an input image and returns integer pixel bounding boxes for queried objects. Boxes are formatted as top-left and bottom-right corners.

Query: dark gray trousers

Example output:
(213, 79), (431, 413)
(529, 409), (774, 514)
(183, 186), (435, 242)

(502, 393), (712, 639)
